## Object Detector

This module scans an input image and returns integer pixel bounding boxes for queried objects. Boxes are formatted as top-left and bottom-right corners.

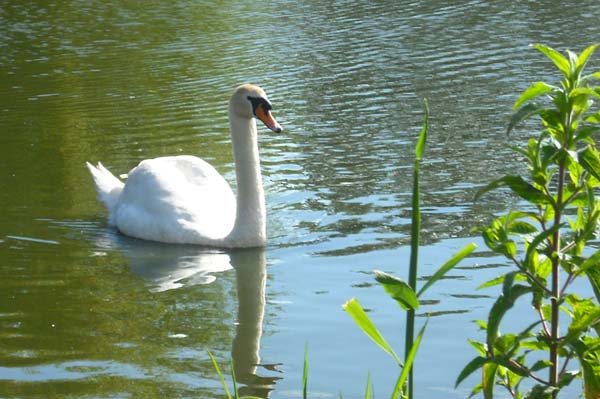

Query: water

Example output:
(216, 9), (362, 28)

(1, 1), (599, 398)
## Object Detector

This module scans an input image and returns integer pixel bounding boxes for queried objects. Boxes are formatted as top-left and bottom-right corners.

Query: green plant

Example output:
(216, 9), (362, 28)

(458, 44), (600, 399)
(343, 100), (477, 399)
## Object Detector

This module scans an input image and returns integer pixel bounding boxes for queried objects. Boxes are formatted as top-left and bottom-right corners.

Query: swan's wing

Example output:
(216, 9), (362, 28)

(115, 156), (236, 244)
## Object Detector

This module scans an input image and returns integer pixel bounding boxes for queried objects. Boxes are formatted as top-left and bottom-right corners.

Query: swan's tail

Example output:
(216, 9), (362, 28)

(86, 162), (124, 224)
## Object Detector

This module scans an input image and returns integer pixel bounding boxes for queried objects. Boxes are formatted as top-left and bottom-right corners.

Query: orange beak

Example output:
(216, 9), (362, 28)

(255, 104), (283, 133)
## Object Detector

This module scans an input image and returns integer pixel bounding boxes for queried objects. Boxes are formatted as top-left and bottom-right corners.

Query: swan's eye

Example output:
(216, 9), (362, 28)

(247, 96), (272, 116)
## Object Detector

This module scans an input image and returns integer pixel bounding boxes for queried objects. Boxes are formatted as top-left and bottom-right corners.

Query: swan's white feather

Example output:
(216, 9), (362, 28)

(86, 162), (124, 225)
(114, 156), (236, 245)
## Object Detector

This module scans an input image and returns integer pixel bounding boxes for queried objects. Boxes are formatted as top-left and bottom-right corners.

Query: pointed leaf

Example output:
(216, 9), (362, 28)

(576, 43), (599, 74)
(513, 82), (554, 110)
(342, 298), (402, 365)
(417, 243), (477, 297)
(533, 44), (570, 77)
(208, 351), (232, 399)
(364, 372), (372, 399)
(482, 362), (498, 399)
(374, 270), (419, 311)
(579, 145), (600, 182)
(455, 356), (487, 387)
(475, 175), (553, 205)
(563, 306), (600, 345)
(415, 98), (429, 160)
(487, 285), (532, 351)
(302, 344), (308, 399)
(507, 102), (544, 134)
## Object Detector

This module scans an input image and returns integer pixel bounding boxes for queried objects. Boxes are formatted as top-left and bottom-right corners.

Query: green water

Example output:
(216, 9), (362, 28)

(2, 1), (600, 398)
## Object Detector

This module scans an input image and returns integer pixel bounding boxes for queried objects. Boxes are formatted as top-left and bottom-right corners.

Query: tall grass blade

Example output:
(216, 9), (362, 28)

(404, 99), (430, 399)
(208, 351), (232, 399)
(364, 372), (372, 399)
(303, 344), (309, 399)
(415, 99), (429, 160)
(230, 359), (239, 399)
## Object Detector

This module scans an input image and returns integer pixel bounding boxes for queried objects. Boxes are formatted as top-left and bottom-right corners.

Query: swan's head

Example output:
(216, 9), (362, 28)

(230, 84), (283, 133)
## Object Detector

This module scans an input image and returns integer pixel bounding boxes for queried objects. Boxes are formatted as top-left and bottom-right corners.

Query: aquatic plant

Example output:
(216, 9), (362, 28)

(343, 100), (477, 399)
(458, 44), (600, 399)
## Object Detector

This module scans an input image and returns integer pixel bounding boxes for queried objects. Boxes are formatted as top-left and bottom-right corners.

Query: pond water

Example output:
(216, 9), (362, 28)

(1, 1), (600, 398)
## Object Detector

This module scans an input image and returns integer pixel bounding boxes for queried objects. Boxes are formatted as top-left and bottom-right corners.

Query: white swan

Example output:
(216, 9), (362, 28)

(86, 84), (282, 248)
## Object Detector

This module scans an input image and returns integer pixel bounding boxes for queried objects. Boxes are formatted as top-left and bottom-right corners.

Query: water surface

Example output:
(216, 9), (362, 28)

(2, 1), (600, 398)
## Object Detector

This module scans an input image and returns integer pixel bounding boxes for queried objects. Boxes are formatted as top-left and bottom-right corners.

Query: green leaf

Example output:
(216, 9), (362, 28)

(208, 351), (232, 399)
(576, 248), (600, 276)
(482, 362), (498, 399)
(364, 372), (372, 399)
(230, 359), (239, 399)
(475, 175), (553, 205)
(523, 223), (562, 273)
(456, 356), (487, 387)
(391, 320), (428, 399)
(584, 111), (600, 123)
(374, 270), (419, 311)
(303, 344), (308, 399)
(576, 43), (599, 75)
(415, 98), (429, 160)
(579, 145), (600, 182)
(586, 262), (600, 303)
(513, 82), (555, 110)
(342, 298), (402, 365)
(479, 273), (526, 289)
(507, 102), (544, 134)
(487, 285), (532, 351)
(417, 243), (477, 297)
(533, 44), (571, 77)
(563, 306), (600, 345)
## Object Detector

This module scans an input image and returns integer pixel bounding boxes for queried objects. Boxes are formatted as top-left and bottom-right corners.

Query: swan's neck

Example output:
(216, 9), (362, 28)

(227, 113), (266, 247)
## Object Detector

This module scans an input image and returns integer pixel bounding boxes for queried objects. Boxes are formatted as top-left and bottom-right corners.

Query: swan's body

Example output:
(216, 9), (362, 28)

(87, 84), (282, 248)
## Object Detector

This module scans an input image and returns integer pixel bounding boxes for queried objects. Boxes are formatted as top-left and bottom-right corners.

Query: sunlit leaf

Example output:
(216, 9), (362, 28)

(563, 305), (600, 345)
(456, 357), (488, 388)
(482, 362), (498, 399)
(208, 351), (232, 399)
(415, 99), (429, 160)
(303, 344), (308, 399)
(513, 82), (554, 110)
(374, 270), (419, 311)
(364, 372), (372, 399)
(417, 243), (477, 297)
(507, 102), (544, 134)
(533, 44), (571, 77)
(342, 298), (402, 365)
(487, 285), (532, 351)
(579, 145), (600, 182)
(584, 111), (600, 123)
(576, 43), (599, 75)
(475, 175), (553, 205)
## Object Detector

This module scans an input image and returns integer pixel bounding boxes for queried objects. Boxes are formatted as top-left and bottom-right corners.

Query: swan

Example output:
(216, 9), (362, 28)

(86, 84), (282, 248)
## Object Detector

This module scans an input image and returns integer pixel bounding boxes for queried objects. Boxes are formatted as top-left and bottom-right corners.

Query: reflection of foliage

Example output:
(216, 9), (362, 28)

(0, 237), (234, 398)
(459, 44), (600, 399)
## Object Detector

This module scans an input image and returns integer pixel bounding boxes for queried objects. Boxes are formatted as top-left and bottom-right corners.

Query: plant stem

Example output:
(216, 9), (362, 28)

(405, 154), (421, 399)
(549, 158), (565, 396)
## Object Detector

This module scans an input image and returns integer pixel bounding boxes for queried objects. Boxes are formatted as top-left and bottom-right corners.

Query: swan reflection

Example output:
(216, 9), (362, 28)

(104, 233), (278, 397)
